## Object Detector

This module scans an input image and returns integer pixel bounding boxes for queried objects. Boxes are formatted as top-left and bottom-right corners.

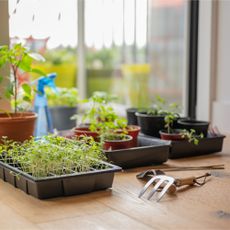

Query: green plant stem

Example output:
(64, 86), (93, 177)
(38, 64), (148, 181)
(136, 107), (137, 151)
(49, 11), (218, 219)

(12, 64), (18, 114)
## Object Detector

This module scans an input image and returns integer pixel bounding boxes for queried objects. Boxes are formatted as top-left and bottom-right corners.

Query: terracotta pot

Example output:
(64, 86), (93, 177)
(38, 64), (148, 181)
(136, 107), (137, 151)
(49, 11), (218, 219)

(127, 125), (140, 147)
(159, 129), (184, 141)
(104, 135), (133, 151)
(0, 112), (37, 142)
(74, 127), (99, 140)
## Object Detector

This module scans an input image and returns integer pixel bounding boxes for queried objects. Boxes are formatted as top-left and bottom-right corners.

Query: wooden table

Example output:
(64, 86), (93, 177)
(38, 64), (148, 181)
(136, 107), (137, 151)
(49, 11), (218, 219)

(1, 138), (230, 230)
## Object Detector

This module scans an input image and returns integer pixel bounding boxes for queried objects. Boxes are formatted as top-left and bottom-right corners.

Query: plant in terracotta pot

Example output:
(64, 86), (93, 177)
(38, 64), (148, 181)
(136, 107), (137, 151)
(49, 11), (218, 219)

(160, 112), (203, 144)
(0, 43), (45, 142)
(75, 92), (140, 147)
(45, 87), (79, 130)
(136, 96), (180, 137)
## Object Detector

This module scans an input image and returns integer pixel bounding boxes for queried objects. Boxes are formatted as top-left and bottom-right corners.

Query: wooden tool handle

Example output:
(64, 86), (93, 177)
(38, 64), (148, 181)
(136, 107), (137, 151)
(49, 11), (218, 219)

(167, 184), (177, 194)
(175, 177), (195, 187)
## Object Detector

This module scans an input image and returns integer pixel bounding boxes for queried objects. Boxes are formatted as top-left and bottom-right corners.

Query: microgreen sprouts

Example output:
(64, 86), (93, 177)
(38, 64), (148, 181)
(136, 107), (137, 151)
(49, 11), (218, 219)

(0, 135), (106, 178)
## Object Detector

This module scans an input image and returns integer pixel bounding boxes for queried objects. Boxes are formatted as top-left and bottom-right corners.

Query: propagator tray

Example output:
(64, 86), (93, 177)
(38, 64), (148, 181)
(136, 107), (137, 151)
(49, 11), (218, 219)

(0, 160), (121, 199)
(104, 135), (170, 168)
(139, 133), (225, 159)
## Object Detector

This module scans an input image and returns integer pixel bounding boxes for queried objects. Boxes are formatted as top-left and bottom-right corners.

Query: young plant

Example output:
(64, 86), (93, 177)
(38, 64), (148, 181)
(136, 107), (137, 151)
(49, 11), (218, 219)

(181, 129), (204, 145)
(45, 87), (79, 107)
(164, 112), (179, 134)
(147, 95), (180, 116)
(0, 43), (45, 113)
(0, 135), (106, 178)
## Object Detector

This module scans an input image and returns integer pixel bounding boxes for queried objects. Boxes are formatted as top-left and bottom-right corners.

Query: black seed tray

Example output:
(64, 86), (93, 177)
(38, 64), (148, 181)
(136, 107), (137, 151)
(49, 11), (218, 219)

(104, 135), (170, 169)
(0, 160), (121, 199)
(139, 133), (225, 159)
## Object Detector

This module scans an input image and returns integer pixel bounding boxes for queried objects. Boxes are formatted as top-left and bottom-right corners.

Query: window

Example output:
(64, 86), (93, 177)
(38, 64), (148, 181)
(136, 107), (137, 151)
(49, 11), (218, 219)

(8, 0), (189, 112)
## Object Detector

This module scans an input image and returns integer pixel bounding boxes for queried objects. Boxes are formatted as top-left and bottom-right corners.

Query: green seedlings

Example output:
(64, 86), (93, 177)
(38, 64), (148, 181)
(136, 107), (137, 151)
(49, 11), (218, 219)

(0, 135), (106, 178)
(0, 43), (45, 113)
(164, 112), (180, 134)
(181, 129), (204, 145)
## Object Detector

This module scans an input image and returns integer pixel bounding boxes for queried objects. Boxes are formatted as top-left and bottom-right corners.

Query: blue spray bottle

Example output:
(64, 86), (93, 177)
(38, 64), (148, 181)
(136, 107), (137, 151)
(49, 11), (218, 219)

(34, 73), (57, 137)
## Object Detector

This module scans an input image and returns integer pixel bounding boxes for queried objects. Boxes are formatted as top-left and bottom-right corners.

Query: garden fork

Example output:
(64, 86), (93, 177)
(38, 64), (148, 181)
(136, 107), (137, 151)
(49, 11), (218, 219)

(138, 173), (211, 202)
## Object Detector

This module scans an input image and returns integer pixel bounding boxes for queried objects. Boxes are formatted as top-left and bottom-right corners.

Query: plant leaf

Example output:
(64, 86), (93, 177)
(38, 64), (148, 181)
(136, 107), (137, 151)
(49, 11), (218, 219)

(31, 68), (46, 76)
(28, 53), (45, 62)
(22, 83), (31, 96)
(23, 95), (31, 102)
(0, 75), (3, 83)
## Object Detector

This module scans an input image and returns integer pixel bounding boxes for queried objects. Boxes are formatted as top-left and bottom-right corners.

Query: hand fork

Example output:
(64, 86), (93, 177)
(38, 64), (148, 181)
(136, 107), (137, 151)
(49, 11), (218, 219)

(138, 175), (175, 202)
(138, 173), (211, 202)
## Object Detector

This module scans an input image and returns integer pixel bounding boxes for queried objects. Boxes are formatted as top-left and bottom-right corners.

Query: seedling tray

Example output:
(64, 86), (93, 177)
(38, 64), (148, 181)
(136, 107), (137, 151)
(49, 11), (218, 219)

(0, 160), (121, 199)
(169, 134), (225, 159)
(104, 135), (170, 168)
(139, 133), (225, 159)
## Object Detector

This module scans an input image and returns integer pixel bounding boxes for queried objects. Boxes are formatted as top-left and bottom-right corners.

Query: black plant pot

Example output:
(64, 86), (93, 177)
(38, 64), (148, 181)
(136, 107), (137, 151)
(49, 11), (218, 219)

(136, 112), (166, 138)
(126, 108), (138, 125)
(49, 106), (77, 131)
(177, 119), (209, 137)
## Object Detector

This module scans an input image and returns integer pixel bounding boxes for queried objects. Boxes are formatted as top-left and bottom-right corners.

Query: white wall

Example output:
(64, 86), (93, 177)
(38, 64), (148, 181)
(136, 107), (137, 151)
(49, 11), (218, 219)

(212, 0), (230, 134)
(197, 0), (230, 134)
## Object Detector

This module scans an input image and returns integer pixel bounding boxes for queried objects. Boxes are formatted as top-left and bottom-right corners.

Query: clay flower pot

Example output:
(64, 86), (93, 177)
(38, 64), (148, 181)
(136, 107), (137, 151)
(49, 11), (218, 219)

(103, 134), (133, 151)
(0, 112), (37, 142)
(126, 125), (140, 147)
(74, 126), (99, 140)
(159, 129), (185, 141)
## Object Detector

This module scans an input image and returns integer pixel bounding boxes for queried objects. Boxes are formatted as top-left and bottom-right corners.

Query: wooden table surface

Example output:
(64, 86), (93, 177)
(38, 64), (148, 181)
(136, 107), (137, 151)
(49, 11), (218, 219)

(1, 138), (230, 230)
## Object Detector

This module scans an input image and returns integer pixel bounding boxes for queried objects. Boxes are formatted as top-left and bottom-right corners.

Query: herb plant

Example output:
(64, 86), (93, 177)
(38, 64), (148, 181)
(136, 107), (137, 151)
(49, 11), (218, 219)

(45, 87), (79, 107)
(147, 95), (179, 116)
(181, 129), (204, 145)
(0, 43), (45, 113)
(0, 135), (106, 178)
(164, 112), (180, 133)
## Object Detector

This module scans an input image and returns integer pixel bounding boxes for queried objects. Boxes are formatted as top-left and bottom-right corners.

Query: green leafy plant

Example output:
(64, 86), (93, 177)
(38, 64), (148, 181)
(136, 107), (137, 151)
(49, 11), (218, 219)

(147, 95), (180, 116)
(164, 112), (180, 134)
(0, 135), (106, 178)
(181, 129), (204, 145)
(45, 87), (79, 107)
(0, 43), (45, 113)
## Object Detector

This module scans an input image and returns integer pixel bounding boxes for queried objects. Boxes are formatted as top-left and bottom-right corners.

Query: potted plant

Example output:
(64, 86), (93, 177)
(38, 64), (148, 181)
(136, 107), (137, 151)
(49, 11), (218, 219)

(0, 135), (121, 199)
(136, 96), (180, 137)
(159, 112), (204, 144)
(0, 43), (45, 142)
(74, 91), (140, 149)
(45, 87), (79, 130)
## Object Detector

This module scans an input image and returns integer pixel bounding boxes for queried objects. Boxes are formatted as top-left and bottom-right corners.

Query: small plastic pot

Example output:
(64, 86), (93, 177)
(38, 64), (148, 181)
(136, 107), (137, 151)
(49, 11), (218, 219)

(126, 108), (138, 125)
(177, 119), (209, 137)
(136, 112), (166, 137)
(74, 127), (99, 140)
(159, 129), (184, 141)
(104, 135), (133, 151)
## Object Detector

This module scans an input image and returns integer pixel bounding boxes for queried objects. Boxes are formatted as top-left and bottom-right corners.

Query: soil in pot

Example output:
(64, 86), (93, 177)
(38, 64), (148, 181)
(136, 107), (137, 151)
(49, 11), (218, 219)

(159, 129), (185, 141)
(103, 134), (133, 150)
(136, 112), (166, 137)
(115, 125), (140, 148)
(0, 112), (37, 142)
(74, 126), (99, 141)
(177, 119), (209, 137)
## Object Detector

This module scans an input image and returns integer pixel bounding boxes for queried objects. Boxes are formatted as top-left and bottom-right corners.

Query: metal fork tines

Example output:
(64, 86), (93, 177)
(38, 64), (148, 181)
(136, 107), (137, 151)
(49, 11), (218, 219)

(138, 175), (175, 202)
